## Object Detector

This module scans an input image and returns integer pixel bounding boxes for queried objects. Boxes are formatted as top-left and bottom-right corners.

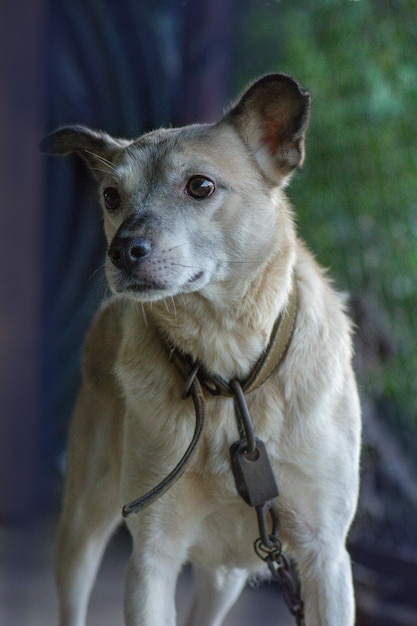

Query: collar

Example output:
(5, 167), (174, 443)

(163, 279), (298, 398)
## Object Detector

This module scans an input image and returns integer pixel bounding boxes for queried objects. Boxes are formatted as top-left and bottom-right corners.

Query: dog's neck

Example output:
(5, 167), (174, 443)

(147, 245), (296, 382)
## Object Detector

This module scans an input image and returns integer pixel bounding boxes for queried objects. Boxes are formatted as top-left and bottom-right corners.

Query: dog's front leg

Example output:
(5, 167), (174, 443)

(56, 384), (122, 626)
(295, 542), (355, 626)
(124, 553), (179, 626)
(185, 565), (247, 626)
(124, 509), (192, 626)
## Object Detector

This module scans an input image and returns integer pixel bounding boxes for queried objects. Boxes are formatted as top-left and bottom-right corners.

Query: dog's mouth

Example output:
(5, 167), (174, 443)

(109, 270), (206, 299)
(125, 281), (167, 293)
(187, 271), (204, 284)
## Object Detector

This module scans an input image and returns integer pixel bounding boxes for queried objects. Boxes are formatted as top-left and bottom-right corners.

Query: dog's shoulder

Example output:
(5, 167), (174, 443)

(295, 238), (353, 337)
(83, 296), (174, 400)
(81, 296), (130, 392)
(279, 239), (357, 418)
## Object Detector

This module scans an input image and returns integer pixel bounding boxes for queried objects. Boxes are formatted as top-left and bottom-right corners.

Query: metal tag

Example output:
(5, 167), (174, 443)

(230, 438), (279, 507)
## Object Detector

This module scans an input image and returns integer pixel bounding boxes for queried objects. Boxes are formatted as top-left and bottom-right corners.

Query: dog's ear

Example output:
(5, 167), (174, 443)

(40, 125), (130, 179)
(225, 74), (311, 185)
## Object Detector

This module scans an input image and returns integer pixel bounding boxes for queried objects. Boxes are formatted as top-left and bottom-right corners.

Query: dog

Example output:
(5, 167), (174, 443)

(42, 73), (361, 626)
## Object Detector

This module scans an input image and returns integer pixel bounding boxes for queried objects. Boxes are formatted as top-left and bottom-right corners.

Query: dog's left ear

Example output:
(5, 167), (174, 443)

(225, 73), (311, 185)
(40, 125), (130, 180)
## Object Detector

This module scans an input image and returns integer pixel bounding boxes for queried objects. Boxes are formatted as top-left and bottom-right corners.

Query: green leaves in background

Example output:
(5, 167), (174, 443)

(236, 0), (417, 422)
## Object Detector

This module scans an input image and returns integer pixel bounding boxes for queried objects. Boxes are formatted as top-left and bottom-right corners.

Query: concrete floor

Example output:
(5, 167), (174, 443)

(1, 515), (293, 626)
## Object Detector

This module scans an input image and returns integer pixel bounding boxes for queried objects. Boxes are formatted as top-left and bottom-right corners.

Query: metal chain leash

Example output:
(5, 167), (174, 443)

(254, 504), (305, 626)
(229, 379), (306, 626)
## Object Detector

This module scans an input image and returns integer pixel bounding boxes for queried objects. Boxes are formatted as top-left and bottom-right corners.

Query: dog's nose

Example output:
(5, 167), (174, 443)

(108, 236), (152, 271)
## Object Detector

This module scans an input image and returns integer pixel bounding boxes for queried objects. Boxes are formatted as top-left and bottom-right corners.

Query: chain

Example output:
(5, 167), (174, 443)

(254, 504), (305, 626)
(228, 379), (305, 626)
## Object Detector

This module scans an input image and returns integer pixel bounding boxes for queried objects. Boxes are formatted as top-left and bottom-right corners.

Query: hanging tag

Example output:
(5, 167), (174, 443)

(230, 438), (279, 507)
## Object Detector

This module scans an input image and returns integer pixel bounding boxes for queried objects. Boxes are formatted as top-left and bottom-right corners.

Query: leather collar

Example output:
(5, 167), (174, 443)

(164, 279), (298, 397)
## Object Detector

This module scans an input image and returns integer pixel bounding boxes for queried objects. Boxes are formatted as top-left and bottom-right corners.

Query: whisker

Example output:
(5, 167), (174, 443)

(84, 149), (118, 172)
(228, 260), (265, 266)
(104, 283), (112, 300)
(179, 293), (187, 313)
(133, 300), (140, 319)
(88, 263), (106, 282)
(170, 297), (177, 327)
(167, 262), (202, 272)
(89, 167), (117, 176)
(140, 303), (149, 327)
(166, 243), (188, 253)
(163, 297), (178, 327)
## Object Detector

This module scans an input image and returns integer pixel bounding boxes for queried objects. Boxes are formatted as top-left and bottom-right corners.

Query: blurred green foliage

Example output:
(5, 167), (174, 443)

(235, 0), (417, 421)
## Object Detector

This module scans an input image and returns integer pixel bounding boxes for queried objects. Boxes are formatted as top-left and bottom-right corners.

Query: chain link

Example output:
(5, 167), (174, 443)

(254, 505), (306, 626)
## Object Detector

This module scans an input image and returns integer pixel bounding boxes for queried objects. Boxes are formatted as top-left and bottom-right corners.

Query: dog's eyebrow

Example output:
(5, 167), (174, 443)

(171, 155), (232, 191)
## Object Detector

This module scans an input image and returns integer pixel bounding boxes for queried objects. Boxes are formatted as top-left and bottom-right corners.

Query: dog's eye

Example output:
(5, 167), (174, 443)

(186, 176), (215, 199)
(103, 187), (120, 210)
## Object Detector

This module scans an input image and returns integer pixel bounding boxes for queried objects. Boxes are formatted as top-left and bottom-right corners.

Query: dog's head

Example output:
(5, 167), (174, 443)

(41, 74), (310, 303)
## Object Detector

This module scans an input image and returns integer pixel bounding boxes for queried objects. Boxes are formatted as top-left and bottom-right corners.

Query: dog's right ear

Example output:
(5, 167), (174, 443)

(40, 125), (130, 179)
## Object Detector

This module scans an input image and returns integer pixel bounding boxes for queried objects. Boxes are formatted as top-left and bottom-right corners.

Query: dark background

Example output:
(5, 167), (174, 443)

(1, 0), (417, 623)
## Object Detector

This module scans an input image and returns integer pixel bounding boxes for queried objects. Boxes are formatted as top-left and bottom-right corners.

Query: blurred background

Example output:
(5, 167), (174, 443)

(1, 0), (416, 624)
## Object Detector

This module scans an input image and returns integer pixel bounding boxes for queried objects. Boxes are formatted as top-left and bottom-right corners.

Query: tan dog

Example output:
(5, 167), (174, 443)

(42, 74), (361, 626)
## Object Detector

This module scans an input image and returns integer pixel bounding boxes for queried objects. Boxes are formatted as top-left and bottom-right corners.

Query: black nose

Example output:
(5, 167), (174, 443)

(108, 236), (152, 271)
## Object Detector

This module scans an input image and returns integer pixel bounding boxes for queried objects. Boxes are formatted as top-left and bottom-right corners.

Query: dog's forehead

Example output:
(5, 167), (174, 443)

(114, 124), (249, 188)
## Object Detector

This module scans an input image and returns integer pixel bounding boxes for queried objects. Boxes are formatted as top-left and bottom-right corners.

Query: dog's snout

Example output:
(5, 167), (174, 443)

(108, 236), (152, 271)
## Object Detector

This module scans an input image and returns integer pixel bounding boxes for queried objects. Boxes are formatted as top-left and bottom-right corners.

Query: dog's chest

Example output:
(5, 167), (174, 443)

(188, 500), (267, 571)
